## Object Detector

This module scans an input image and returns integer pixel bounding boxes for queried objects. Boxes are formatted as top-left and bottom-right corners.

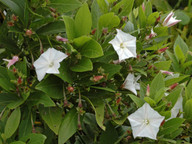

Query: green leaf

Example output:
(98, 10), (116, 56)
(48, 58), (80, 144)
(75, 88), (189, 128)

(56, 61), (73, 83)
(99, 121), (118, 144)
(145, 1), (152, 17)
(75, 3), (92, 37)
(166, 88), (182, 109)
(4, 108), (21, 139)
(91, 0), (102, 28)
(21, 133), (47, 144)
(147, 12), (159, 25)
(154, 60), (172, 70)
(80, 39), (103, 58)
(174, 35), (188, 56)
(18, 107), (32, 139)
(113, 113), (128, 125)
(184, 99), (192, 120)
(185, 78), (192, 100)
(117, 0), (134, 17)
(62, 16), (76, 40)
(96, 0), (108, 13)
(99, 12), (120, 30)
(27, 92), (55, 107)
(174, 45), (186, 64)
(144, 97), (156, 106)
(15, 57), (27, 76)
(35, 75), (63, 99)
(174, 10), (190, 25)
(70, 57), (93, 72)
(58, 108), (78, 144)
(92, 99), (106, 130)
(154, 88), (165, 103)
(39, 106), (62, 135)
(159, 118), (185, 136)
(150, 73), (165, 99)
(165, 75), (189, 87)
(0, 93), (24, 109)
(48, 0), (82, 13)
(36, 21), (65, 35)
(138, 6), (146, 28)
(128, 94), (144, 107)
(152, 0), (172, 11)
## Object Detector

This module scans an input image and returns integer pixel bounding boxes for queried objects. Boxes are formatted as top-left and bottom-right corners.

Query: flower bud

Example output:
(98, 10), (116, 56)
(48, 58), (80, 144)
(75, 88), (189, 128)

(56, 36), (68, 43)
(169, 83), (178, 90)
(157, 47), (169, 53)
(17, 77), (22, 85)
(146, 84), (150, 96)
(91, 28), (96, 35)
(67, 86), (74, 93)
(12, 14), (18, 21)
(92, 75), (104, 82)
(25, 29), (33, 37)
(7, 21), (14, 27)
(160, 70), (174, 76)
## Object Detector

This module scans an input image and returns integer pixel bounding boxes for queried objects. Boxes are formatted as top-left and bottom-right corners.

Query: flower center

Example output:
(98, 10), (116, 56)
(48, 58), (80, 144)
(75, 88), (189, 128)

(49, 62), (54, 67)
(120, 43), (125, 49)
(143, 119), (150, 125)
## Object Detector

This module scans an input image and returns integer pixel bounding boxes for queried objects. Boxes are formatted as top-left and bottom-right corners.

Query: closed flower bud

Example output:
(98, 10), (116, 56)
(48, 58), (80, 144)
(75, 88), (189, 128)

(169, 83), (178, 90)
(25, 29), (33, 37)
(67, 86), (74, 93)
(92, 75), (104, 82)
(157, 47), (169, 53)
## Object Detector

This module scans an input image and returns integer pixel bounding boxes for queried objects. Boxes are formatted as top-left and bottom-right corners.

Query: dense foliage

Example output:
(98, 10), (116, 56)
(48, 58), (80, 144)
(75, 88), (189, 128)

(0, 0), (192, 143)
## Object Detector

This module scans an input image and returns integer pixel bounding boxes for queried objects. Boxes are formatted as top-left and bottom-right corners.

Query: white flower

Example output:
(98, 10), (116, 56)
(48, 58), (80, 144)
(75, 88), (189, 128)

(123, 73), (140, 95)
(109, 29), (136, 61)
(128, 103), (165, 140)
(145, 28), (157, 40)
(163, 11), (181, 27)
(33, 48), (68, 81)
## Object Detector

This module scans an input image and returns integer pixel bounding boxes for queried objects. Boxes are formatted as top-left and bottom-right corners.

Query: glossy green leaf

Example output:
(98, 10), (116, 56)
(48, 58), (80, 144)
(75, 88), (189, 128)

(174, 35), (188, 56)
(144, 97), (156, 106)
(70, 57), (93, 72)
(185, 79), (192, 100)
(58, 108), (78, 144)
(4, 108), (21, 139)
(27, 92), (55, 107)
(150, 73), (165, 99)
(165, 75), (189, 87)
(154, 60), (172, 70)
(96, 0), (108, 13)
(174, 45), (185, 64)
(159, 118), (185, 136)
(184, 99), (192, 120)
(39, 106), (62, 135)
(91, 0), (102, 28)
(10, 141), (25, 144)
(62, 16), (76, 40)
(92, 99), (106, 130)
(99, 12), (120, 31)
(147, 12), (159, 25)
(21, 133), (47, 144)
(56, 61), (73, 83)
(99, 121), (118, 144)
(75, 3), (92, 37)
(36, 21), (65, 35)
(129, 94), (144, 107)
(18, 107), (32, 139)
(138, 6), (146, 28)
(35, 75), (63, 99)
(48, 0), (82, 13)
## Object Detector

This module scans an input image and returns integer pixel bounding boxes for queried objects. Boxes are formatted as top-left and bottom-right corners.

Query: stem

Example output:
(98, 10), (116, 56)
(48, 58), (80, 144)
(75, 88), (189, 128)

(78, 88), (82, 108)
(0, 107), (6, 121)
(47, 36), (53, 48)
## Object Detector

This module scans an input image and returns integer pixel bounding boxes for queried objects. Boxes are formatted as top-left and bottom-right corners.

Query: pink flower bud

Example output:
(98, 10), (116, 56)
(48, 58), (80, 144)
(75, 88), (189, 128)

(157, 47), (169, 53)
(12, 14), (18, 21)
(7, 21), (14, 27)
(25, 29), (33, 37)
(146, 84), (150, 96)
(169, 83), (178, 90)
(3, 56), (19, 69)
(93, 75), (104, 82)
(56, 36), (68, 43)
(142, 3), (145, 11)
(160, 70), (174, 76)
(91, 28), (96, 35)
(145, 28), (157, 40)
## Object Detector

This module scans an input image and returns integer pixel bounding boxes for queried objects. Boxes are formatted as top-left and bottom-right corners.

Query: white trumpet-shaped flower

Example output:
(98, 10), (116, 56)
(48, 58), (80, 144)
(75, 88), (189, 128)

(123, 73), (140, 95)
(163, 11), (181, 27)
(128, 103), (165, 140)
(33, 48), (68, 81)
(109, 29), (136, 61)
